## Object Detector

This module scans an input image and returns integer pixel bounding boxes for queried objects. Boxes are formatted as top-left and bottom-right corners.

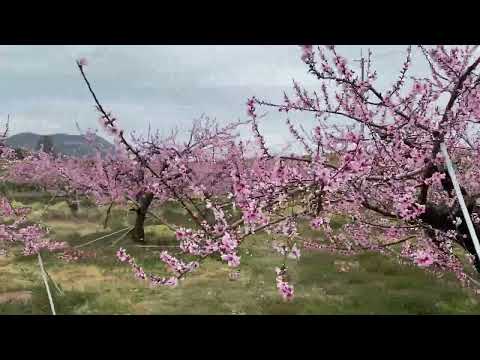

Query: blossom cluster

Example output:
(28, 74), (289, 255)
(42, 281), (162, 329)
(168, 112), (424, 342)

(116, 248), (179, 287)
(275, 266), (294, 301)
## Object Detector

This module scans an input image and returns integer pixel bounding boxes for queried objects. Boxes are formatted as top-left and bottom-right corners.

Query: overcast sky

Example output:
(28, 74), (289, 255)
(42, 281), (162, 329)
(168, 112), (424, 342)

(0, 45), (434, 148)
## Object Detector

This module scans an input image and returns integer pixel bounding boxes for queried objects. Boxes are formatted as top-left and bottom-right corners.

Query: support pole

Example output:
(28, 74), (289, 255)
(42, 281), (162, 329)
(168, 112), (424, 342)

(37, 252), (56, 315)
(440, 142), (480, 261)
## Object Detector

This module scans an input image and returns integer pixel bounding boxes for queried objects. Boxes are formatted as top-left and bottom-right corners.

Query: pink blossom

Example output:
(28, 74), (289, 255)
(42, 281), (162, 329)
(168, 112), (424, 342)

(288, 244), (301, 260)
(310, 217), (329, 230)
(278, 281), (294, 300)
(275, 267), (294, 301)
(413, 250), (435, 268)
(300, 45), (314, 62)
(116, 248), (131, 262)
(221, 253), (241, 267)
(78, 57), (88, 67)
(221, 232), (237, 252)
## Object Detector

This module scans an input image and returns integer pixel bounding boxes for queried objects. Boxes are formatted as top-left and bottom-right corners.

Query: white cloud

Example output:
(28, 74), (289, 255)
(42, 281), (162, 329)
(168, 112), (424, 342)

(0, 45), (438, 149)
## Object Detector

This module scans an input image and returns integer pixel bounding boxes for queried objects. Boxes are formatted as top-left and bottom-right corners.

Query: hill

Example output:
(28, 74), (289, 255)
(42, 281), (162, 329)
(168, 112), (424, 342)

(5, 133), (114, 157)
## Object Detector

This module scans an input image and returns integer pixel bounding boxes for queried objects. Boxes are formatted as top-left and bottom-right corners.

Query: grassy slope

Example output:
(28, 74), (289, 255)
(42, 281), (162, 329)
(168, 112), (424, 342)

(2, 197), (480, 315)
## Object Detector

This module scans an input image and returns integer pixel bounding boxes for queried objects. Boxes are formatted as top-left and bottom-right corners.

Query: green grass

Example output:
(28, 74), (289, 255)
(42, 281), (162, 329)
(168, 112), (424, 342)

(2, 195), (480, 314)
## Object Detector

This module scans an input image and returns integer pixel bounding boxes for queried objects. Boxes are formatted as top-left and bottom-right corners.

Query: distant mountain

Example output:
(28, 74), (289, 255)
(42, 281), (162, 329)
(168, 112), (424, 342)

(5, 132), (114, 157)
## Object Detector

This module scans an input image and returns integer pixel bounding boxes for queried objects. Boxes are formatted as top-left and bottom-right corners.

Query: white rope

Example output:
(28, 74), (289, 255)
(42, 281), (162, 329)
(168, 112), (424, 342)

(110, 227), (134, 246)
(37, 252), (56, 315)
(440, 143), (480, 261)
(74, 226), (131, 249)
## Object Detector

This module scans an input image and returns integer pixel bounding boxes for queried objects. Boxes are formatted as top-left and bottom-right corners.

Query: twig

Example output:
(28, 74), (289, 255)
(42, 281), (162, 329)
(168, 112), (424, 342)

(77, 62), (208, 232)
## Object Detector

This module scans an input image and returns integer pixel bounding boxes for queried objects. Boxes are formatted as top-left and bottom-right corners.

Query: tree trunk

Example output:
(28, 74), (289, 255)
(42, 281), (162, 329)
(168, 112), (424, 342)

(66, 199), (79, 216)
(419, 169), (480, 272)
(66, 191), (80, 217)
(131, 192), (154, 243)
(421, 202), (480, 273)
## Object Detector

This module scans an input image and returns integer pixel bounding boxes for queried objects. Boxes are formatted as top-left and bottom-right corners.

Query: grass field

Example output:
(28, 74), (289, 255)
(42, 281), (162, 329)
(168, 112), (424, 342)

(2, 194), (480, 315)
